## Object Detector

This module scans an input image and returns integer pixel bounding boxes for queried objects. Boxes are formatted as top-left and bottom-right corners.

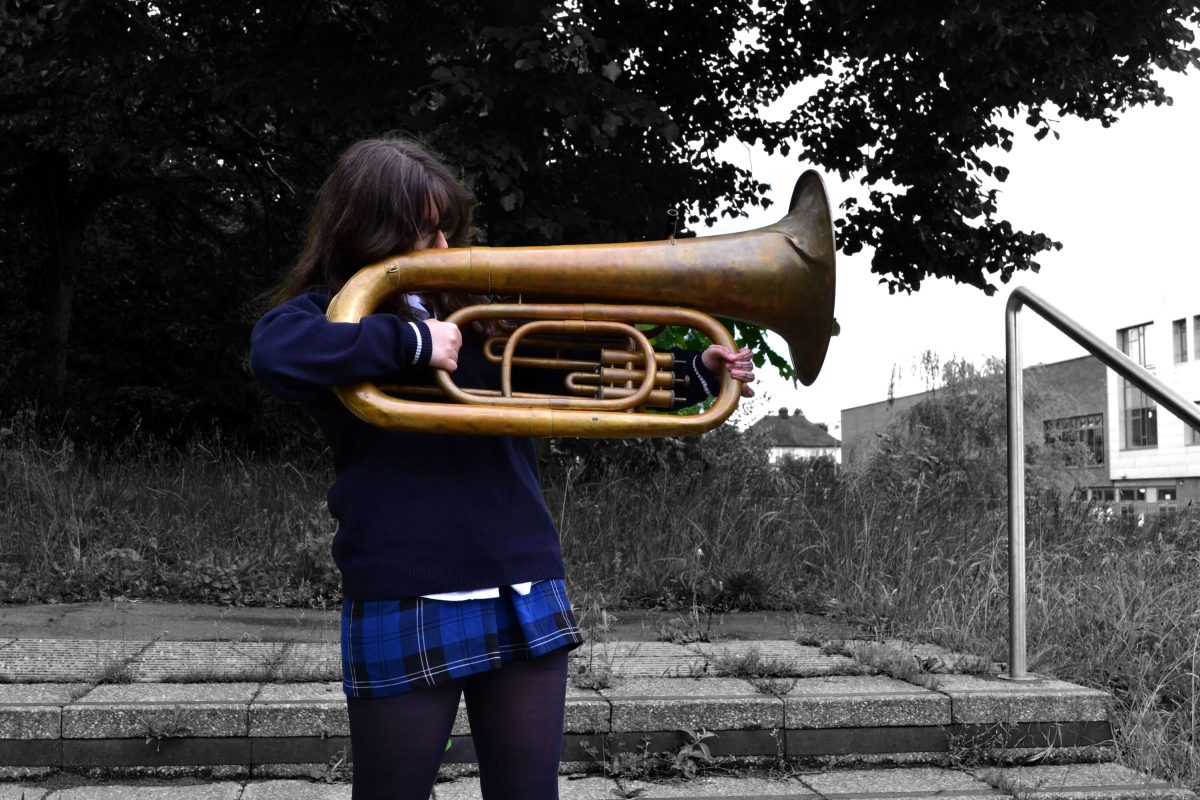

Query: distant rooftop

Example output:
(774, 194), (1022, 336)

(747, 408), (841, 448)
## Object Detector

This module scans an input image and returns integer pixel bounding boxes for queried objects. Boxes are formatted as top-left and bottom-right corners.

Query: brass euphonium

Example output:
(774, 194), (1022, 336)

(326, 170), (836, 437)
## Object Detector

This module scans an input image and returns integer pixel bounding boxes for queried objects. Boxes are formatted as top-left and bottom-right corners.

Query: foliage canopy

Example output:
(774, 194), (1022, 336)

(2, 1), (1196, 436)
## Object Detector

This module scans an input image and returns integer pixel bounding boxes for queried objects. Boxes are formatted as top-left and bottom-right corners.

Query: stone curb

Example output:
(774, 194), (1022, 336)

(0, 638), (1117, 773)
(0, 766), (1193, 800)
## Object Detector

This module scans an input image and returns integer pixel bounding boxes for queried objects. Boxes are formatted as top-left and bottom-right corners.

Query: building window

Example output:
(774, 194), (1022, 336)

(1119, 324), (1152, 368)
(1118, 324), (1157, 449)
(1124, 390), (1158, 448)
(1119, 488), (1147, 502)
(1043, 414), (1104, 463)
(1174, 319), (1188, 363)
(1157, 487), (1177, 502)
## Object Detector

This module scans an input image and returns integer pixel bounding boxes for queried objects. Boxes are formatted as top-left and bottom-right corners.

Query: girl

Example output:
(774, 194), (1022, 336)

(250, 136), (756, 799)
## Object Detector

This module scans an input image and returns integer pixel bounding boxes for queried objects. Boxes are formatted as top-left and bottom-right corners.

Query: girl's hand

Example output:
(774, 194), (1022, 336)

(426, 318), (462, 372)
(702, 345), (756, 397)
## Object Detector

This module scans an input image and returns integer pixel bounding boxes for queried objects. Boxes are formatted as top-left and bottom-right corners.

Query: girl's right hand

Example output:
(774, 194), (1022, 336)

(426, 318), (462, 372)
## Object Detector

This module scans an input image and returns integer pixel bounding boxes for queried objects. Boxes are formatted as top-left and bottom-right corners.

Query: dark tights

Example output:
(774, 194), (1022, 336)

(346, 648), (569, 800)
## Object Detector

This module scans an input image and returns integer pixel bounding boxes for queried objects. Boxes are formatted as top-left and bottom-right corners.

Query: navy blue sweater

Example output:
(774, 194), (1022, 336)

(250, 292), (719, 600)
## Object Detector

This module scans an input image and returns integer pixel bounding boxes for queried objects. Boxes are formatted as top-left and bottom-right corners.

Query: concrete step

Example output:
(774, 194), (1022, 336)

(0, 764), (1191, 800)
(0, 638), (1115, 776)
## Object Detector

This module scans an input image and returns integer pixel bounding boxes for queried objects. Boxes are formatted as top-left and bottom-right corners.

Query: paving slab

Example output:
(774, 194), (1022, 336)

(689, 640), (862, 677)
(800, 766), (1003, 799)
(602, 676), (782, 732)
(936, 674), (1110, 723)
(623, 775), (818, 797)
(63, 683), (258, 738)
(573, 641), (708, 678)
(240, 779), (352, 799)
(782, 675), (950, 729)
(275, 643), (341, 681)
(127, 641), (286, 682)
(974, 763), (1191, 800)
(0, 683), (85, 739)
(882, 639), (997, 673)
(431, 775), (616, 799)
(563, 684), (611, 733)
(45, 782), (245, 799)
(250, 682), (347, 737)
(0, 786), (49, 800)
(0, 639), (149, 682)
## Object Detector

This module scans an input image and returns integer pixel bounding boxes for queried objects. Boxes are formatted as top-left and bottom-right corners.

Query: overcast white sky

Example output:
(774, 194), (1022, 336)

(706, 69), (1200, 434)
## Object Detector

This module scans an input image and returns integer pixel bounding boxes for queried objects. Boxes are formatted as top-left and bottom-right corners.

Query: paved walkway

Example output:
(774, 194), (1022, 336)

(0, 602), (1189, 799)
(1, 764), (1191, 800)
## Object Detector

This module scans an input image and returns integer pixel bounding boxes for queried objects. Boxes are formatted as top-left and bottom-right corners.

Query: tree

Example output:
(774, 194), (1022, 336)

(741, 0), (1199, 295)
(2, 1), (1196, 435)
(1, 0), (769, 425)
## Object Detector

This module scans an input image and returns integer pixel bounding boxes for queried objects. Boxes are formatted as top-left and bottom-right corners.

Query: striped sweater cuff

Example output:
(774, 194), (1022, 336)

(401, 320), (433, 368)
(691, 354), (717, 397)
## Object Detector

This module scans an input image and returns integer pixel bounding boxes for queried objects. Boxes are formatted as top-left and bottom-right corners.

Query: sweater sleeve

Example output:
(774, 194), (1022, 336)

(672, 348), (723, 407)
(249, 293), (433, 401)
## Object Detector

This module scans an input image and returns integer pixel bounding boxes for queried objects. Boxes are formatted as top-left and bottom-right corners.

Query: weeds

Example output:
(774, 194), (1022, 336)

(831, 640), (942, 690)
(571, 656), (615, 691)
(710, 647), (802, 679)
(94, 658), (136, 685)
(581, 727), (719, 791)
(982, 767), (1043, 800)
(671, 726), (717, 779)
(141, 706), (194, 752)
(311, 745), (353, 783)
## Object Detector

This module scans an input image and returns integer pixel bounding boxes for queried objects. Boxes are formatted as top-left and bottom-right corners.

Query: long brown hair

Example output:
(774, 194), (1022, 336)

(273, 136), (490, 327)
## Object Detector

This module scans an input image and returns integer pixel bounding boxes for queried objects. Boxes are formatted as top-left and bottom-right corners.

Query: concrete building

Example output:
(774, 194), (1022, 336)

(841, 306), (1200, 513)
(1102, 305), (1200, 511)
(746, 408), (841, 466)
(841, 356), (1106, 478)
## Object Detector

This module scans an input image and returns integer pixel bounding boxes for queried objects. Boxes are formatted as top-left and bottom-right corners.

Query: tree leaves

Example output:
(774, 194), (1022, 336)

(2, 0), (1197, 433)
(745, 0), (1198, 293)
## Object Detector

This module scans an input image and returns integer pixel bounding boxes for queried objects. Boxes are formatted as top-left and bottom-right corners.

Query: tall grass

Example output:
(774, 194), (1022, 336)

(3, 410), (1200, 788)
(0, 411), (339, 606)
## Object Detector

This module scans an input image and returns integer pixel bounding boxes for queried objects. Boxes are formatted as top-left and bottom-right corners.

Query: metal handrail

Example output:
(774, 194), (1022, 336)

(1005, 286), (1200, 679)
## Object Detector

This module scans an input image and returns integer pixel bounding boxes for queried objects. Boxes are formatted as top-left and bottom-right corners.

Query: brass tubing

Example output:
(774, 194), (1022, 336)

(505, 320), (656, 409)
(380, 384), (573, 402)
(482, 334), (647, 366)
(601, 350), (675, 369)
(569, 369), (677, 389)
(430, 312), (658, 411)
(564, 382), (677, 409)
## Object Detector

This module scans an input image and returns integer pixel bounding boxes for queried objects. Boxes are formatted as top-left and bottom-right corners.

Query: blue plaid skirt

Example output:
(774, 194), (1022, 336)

(341, 579), (583, 698)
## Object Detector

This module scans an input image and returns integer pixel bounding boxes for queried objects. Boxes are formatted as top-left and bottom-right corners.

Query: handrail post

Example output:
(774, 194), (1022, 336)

(1000, 286), (1200, 680)
(1004, 295), (1030, 680)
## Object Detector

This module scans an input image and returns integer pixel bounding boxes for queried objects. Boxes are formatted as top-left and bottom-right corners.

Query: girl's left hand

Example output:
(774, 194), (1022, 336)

(702, 345), (756, 397)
